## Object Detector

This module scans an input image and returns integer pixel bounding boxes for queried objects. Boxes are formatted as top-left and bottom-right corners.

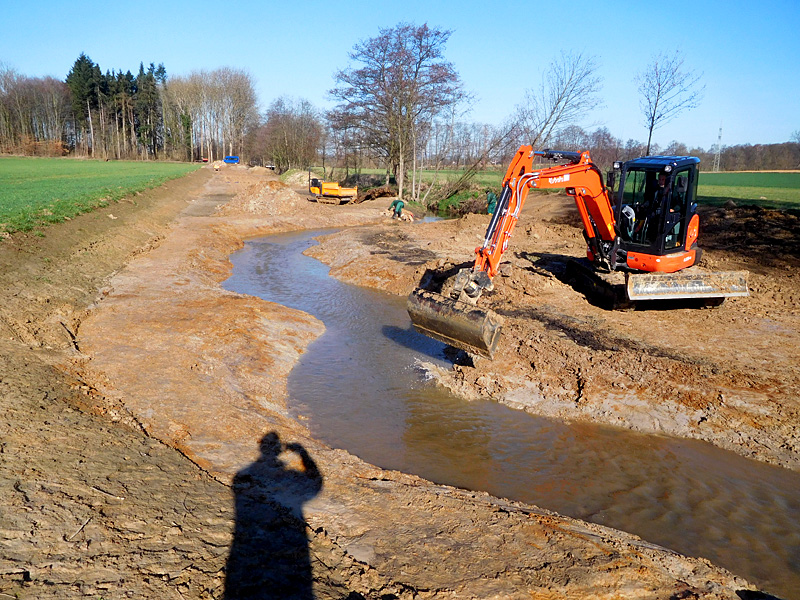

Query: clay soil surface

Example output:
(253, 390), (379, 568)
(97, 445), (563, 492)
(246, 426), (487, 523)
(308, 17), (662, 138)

(1, 164), (796, 599)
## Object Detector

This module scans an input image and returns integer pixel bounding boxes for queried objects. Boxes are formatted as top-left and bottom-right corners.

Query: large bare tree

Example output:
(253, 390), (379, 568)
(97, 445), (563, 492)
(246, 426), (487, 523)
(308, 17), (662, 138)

(636, 51), (704, 155)
(513, 51), (602, 150)
(330, 22), (467, 200)
(431, 51), (600, 208)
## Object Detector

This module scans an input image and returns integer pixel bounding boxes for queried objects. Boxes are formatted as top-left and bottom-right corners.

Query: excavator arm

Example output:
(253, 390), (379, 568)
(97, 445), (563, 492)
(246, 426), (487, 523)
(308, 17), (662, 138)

(408, 145), (617, 359)
(457, 146), (617, 301)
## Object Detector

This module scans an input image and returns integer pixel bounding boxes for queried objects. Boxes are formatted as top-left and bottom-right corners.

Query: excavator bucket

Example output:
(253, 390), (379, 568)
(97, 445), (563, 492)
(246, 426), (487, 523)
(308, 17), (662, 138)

(626, 270), (749, 301)
(407, 289), (504, 359)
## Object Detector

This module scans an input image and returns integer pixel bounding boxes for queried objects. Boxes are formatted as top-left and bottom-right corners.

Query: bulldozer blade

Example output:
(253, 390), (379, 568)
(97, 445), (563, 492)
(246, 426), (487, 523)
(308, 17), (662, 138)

(407, 288), (504, 359)
(626, 270), (749, 301)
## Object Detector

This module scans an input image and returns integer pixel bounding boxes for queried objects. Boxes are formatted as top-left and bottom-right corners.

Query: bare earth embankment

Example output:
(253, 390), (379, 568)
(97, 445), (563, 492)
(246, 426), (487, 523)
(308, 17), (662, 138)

(2, 165), (795, 599)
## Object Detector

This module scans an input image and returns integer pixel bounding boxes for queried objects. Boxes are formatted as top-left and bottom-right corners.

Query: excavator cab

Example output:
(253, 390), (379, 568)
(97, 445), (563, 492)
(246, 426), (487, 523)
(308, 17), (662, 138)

(613, 156), (702, 272)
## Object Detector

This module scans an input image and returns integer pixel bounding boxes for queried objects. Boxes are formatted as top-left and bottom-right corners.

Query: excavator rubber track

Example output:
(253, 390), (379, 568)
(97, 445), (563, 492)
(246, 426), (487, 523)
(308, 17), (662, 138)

(407, 289), (504, 359)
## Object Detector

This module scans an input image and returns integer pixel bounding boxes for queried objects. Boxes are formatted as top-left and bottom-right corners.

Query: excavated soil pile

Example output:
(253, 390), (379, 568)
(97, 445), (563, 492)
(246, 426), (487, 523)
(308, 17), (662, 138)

(0, 164), (792, 599)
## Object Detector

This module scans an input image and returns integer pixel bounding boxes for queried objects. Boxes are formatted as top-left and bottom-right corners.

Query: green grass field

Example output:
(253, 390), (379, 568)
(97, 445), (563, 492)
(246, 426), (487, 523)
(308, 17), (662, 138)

(400, 168), (800, 211)
(0, 157), (200, 235)
(697, 171), (800, 209)
(441, 169), (800, 210)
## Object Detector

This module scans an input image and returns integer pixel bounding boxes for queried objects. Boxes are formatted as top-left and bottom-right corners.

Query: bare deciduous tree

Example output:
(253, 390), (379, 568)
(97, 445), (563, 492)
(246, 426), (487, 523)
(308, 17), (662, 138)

(216, 67), (259, 158)
(513, 51), (602, 149)
(163, 68), (258, 162)
(250, 97), (323, 173)
(430, 52), (600, 208)
(163, 75), (200, 161)
(0, 64), (70, 155)
(636, 51), (704, 155)
(330, 22), (467, 200)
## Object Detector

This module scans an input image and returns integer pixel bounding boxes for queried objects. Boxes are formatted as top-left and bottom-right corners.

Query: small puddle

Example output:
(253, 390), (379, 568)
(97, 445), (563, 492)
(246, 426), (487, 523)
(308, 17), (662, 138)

(225, 229), (800, 599)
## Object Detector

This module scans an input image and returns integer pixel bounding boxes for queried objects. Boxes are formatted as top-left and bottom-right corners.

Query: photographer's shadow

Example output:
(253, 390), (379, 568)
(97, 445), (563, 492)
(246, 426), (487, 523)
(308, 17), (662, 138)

(225, 432), (323, 600)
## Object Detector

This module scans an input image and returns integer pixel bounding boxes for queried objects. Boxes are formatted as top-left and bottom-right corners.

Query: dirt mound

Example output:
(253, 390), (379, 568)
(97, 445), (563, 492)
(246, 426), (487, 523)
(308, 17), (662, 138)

(217, 179), (307, 216)
(699, 205), (800, 266)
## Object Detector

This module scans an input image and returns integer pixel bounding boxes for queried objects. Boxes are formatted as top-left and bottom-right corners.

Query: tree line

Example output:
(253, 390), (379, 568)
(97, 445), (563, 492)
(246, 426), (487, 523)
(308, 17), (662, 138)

(0, 54), (258, 162)
(1, 39), (798, 189)
(247, 25), (798, 207)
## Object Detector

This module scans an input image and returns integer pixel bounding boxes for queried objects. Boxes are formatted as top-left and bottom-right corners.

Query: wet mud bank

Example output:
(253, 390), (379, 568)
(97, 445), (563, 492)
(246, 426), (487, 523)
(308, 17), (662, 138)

(1, 166), (791, 598)
(306, 210), (800, 473)
(228, 229), (800, 597)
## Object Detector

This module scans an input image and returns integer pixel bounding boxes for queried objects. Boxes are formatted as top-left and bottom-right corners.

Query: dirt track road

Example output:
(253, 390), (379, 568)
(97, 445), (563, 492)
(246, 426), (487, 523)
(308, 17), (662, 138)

(1, 164), (795, 599)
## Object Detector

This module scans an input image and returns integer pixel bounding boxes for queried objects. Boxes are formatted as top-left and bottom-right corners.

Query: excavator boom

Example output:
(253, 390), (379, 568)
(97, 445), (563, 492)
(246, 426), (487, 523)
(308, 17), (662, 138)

(474, 146), (619, 281)
(408, 147), (612, 358)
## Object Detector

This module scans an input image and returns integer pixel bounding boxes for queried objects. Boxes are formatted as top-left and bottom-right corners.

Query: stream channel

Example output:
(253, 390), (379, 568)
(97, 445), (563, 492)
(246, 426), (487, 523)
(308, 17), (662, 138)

(224, 228), (800, 599)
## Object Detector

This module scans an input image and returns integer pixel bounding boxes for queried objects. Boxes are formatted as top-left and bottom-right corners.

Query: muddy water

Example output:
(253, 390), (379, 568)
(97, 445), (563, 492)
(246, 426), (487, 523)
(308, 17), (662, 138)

(225, 230), (800, 599)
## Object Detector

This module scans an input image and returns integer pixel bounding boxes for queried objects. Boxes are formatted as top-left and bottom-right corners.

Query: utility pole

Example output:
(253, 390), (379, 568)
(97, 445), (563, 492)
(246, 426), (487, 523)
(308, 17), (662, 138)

(712, 125), (722, 172)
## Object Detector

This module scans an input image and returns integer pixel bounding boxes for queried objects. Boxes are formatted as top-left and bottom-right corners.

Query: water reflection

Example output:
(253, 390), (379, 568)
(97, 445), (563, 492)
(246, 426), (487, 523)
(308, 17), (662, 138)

(224, 230), (800, 599)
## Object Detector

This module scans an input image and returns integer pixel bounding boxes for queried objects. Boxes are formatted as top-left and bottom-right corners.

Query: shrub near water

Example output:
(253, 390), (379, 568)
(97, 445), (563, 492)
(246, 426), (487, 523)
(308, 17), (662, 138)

(0, 157), (200, 235)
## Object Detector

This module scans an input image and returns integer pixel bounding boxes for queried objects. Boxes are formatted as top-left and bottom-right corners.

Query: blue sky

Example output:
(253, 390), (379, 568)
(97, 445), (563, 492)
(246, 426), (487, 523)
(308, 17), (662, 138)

(2, 0), (798, 151)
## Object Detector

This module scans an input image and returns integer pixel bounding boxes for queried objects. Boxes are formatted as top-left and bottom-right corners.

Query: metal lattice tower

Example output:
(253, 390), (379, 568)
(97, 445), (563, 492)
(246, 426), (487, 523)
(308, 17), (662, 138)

(712, 125), (722, 172)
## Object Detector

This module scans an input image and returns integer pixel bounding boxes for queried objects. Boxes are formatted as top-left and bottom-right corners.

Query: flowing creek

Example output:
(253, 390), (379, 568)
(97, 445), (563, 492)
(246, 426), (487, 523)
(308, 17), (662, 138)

(224, 229), (800, 599)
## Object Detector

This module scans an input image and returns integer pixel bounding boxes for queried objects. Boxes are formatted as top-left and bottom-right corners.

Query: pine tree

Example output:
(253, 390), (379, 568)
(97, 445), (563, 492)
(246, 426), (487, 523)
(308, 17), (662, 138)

(65, 53), (98, 154)
(134, 62), (165, 158)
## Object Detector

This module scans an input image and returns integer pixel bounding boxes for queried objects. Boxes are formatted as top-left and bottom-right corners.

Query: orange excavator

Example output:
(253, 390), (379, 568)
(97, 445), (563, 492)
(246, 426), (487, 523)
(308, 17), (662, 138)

(407, 145), (749, 358)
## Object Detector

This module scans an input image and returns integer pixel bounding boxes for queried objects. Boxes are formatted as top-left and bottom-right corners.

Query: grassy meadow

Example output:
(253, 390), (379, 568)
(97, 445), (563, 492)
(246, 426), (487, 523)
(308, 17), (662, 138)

(0, 157), (200, 235)
(441, 168), (800, 210)
(696, 171), (800, 209)
(377, 167), (800, 212)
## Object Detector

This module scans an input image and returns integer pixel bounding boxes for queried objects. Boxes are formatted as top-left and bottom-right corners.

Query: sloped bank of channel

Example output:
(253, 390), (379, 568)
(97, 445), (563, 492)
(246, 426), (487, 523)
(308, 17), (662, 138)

(226, 228), (800, 599)
(70, 170), (779, 598)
